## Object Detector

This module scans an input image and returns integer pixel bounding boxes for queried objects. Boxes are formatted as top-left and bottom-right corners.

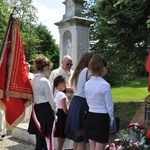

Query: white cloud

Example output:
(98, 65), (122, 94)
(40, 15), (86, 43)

(37, 5), (61, 21)
(32, 0), (65, 44)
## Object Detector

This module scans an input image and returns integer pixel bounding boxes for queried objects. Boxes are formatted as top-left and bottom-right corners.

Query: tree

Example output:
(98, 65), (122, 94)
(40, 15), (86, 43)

(36, 23), (59, 69)
(86, 0), (150, 85)
(1, 0), (60, 69)
(12, 0), (39, 63)
(11, 0), (59, 67)
(0, 0), (9, 44)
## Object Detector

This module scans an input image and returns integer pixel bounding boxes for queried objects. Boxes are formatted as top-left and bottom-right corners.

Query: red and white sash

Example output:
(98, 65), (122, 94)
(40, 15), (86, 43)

(32, 104), (55, 150)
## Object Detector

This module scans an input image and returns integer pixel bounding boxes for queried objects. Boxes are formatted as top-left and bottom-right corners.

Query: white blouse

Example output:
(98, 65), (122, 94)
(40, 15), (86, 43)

(84, 76), (114, 126)
(73, 67), (89, 98)
(31, 73), (57, 113)
(54, 90), (67, 109)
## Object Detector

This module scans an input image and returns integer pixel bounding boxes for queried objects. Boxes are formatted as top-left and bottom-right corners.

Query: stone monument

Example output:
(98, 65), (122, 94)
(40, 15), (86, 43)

(55, 0), (94, 68)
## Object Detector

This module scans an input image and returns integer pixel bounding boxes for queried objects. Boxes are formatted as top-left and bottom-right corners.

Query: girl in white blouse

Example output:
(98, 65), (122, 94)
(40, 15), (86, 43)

(66, 52), (94, 150)
(28, 54), (57, 150)
(85, 54), (114, 150)
(53, 75), (68, 150)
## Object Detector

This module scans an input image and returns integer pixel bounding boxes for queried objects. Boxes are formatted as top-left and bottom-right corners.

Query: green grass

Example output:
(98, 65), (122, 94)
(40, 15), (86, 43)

(111, 77), (149, 129)
(112, 77), (149, 102)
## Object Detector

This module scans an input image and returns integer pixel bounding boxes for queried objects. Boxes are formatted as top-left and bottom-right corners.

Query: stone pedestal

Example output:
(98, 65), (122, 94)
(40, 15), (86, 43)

(131, 95), (150, 130)
(12, 105), (73, 149)
(12, 122), (73, 149)
(12, 122), (36, 145)
(12, 105), (36, 145)
(23, 105), (32, 122)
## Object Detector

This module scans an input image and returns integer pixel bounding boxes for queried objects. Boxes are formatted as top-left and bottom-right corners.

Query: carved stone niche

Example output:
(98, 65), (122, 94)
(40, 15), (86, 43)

(63, 30), (72, 57)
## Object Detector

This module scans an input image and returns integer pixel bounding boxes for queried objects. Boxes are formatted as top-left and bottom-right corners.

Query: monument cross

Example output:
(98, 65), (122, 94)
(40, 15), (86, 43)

(55, 0), (94, 68)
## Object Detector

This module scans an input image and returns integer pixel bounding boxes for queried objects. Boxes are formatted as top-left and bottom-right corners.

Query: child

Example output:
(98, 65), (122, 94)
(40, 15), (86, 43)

(85, 54), (114, 150)
(53, 75), (68, 150)
(28, 54), (56, 150)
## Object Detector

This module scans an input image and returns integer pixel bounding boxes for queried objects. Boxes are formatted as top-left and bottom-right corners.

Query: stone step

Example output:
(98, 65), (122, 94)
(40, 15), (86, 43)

(12, 122), (36, 145)
(12, 122), (74, 150)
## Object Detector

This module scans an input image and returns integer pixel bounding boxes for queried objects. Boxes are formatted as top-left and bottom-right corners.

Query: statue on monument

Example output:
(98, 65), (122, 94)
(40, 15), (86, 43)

(66, 39), (72, 56)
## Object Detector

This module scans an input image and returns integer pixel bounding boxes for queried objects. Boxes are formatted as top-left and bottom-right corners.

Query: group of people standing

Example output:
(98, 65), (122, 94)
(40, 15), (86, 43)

(27, 52), (114, 150)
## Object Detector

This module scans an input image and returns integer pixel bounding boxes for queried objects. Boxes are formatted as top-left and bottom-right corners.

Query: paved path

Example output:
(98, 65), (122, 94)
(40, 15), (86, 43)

(0, 131), (35, 150)
(0, 131), (117, 150)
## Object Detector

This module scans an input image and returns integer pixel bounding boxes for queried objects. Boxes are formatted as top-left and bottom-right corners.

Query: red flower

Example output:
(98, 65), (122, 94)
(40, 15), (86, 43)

(127, 123), (139, 128)
(146, 130), (150, 139)
(139, 124), (145, 129)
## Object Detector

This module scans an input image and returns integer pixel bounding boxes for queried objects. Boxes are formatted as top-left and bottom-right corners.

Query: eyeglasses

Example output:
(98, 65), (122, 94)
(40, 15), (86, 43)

(66, 63), (73, 66)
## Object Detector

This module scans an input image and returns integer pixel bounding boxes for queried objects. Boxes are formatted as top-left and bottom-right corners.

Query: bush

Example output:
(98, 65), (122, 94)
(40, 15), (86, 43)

(105, 62), (136, 86)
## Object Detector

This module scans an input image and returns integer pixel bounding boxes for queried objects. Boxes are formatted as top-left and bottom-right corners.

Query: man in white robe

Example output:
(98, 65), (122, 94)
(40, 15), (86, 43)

(49, 55), (74, 105)
(0, 107), (6, 140)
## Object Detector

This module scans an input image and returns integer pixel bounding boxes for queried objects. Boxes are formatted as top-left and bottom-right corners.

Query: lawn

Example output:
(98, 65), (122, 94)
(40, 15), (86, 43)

(112, 77), (149, 102)
(111, 77), (149, 129)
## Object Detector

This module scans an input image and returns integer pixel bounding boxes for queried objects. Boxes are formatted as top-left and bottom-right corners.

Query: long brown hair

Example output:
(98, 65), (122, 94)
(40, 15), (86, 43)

(53, 75), (66, 93)
(71, 52), (94, 87)
(88, 54), (104, 76)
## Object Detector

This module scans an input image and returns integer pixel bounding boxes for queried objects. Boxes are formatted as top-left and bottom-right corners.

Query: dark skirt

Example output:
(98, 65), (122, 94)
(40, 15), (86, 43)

(66, 96), (89, 142)
(54, 109), (67, 138)
(85, 112), (110, 143)
(28, 102), (55, 136)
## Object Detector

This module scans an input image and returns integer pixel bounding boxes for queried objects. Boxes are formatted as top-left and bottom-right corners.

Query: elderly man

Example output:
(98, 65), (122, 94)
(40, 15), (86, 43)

(49, 55), (74, 104)
(0, 90), (6, 140)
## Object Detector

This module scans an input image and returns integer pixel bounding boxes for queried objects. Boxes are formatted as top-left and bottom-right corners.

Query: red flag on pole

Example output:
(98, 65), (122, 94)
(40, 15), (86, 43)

(0, 15), (33, 130)
(146, 52), (150, 92)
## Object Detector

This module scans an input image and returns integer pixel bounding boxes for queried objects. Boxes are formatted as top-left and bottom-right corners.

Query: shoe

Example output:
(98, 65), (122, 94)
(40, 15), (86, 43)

(0, 134), (5, 139)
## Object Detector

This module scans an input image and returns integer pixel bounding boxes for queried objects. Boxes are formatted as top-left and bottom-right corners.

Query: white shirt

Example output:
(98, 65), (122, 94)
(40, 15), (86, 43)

(28, 72), (34, 80)
(49, 66), (74, 105)
(31, 73), (57, 113)
(84, 76), (114, 126)
(73, 67), (89, 98)
(49, 66), (74, 89)
(54, 90), (67, 109)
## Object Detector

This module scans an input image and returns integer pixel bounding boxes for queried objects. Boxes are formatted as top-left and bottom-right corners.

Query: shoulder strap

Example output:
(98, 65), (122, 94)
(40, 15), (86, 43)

(54, 90), (59, 98)
(86, 69), (88, 81)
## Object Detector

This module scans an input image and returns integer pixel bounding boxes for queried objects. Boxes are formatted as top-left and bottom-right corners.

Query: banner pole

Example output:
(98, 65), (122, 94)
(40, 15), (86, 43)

(0, 5), (16, 59)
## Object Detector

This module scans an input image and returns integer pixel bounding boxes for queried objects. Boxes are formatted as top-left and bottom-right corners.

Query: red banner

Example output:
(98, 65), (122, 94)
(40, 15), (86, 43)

(0, 18), (33, 130)
(146, 52), (150, 92)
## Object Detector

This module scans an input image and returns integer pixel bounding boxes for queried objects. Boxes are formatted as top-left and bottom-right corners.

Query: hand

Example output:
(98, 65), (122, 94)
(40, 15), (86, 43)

(54, 115), (58, 122)
(66, 87), (73, 93)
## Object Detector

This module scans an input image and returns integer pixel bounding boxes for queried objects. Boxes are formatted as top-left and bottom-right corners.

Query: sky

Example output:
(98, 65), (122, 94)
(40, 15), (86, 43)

(32, 0), (65, 44)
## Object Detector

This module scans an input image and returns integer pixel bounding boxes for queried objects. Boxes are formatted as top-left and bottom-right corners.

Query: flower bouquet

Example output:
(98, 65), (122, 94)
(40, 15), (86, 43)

(127, 123), (145, 142)
(142, 129), (150, 148)
(105, 139), (144, 150)
(105, 123), (146, 150)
